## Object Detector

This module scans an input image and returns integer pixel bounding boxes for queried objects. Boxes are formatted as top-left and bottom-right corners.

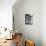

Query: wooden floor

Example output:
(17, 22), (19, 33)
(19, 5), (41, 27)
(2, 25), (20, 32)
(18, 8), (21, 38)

(0, 39), (16, 46)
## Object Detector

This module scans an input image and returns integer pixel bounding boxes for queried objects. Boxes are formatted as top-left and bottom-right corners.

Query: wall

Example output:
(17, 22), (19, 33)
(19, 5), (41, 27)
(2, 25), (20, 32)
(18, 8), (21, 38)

(0, 0), (16, 30)
(13, 0), (41, 46)
(40, 0), (46, 46)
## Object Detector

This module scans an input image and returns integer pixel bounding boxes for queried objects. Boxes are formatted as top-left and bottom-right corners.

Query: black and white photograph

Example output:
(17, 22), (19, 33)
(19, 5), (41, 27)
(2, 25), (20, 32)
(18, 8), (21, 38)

(25, 14), (33, 25)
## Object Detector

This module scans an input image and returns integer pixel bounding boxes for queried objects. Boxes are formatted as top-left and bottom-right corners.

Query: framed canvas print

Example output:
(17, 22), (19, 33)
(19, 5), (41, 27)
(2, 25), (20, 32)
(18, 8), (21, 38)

(25, 14), (33, 25)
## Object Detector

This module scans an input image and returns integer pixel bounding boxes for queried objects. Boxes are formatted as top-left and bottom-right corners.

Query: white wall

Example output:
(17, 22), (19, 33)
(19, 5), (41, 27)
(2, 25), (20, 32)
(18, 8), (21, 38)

(13, 0), (41, 46)
(41, 0), (46, 46)
(0, 0), (16, 30)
